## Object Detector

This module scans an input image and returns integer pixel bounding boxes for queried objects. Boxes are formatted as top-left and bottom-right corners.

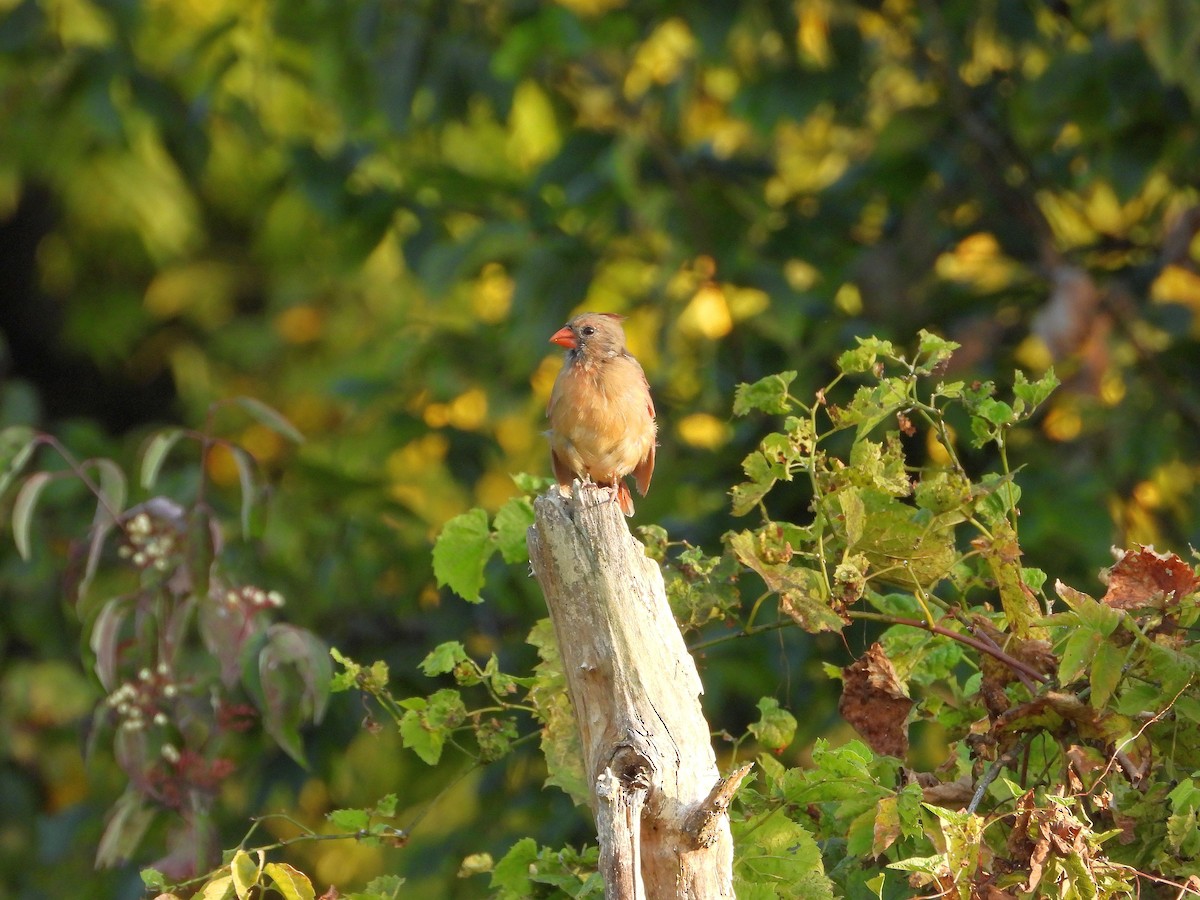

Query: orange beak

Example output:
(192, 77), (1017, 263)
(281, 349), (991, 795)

(550, 326), (577, 349)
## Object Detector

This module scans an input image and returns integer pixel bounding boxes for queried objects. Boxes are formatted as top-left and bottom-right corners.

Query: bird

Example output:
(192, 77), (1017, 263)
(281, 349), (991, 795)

(546, 312), (657, 516)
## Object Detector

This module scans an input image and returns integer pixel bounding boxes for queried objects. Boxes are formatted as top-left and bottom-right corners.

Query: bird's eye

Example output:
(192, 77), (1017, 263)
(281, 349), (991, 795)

(581, 326), (596, 336)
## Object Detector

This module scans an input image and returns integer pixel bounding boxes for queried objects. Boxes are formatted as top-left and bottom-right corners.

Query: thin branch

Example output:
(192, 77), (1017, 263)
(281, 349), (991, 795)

(849, 611), (1050, 684)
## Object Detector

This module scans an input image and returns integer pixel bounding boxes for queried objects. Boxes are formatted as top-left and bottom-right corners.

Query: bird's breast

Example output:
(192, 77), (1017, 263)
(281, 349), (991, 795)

(548, 360), (655, 480)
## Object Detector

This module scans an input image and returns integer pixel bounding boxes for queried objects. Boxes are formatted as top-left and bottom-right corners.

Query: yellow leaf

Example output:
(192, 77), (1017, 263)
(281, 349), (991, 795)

(263, 863), (316, 900)
(677, 413), (732, 450)
(507, 81), (561, 171)
(230, 850), (263, 899)
(680, 284), (733, 339)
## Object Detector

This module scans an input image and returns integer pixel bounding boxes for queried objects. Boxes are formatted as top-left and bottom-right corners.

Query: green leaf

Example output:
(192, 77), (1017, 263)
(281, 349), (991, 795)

(733, 809), (832, 898)
(373, 793), (398, 817)
(233, 396), (305, 443)
(1012, 368), (1059, 412)
(491, 838), (538, 898)
(837, 338), (896, 374)
(493, 496), (534, 564)
(0, 425), (38, 498)
(748, 697), (797, 751)
(829, 378), (910, 440)
(347, 875), (405, 900)
(140, 428), (187, 489)
(432, 508), (494, 602)
(730, 480), (772, 517)
(399, 689), (465, 765)
(847, 490), (959, 590)
(914, 330), (959, 372)
(733, 371), (797, 416)
(254, 625), (332, 767)
(12, 471), (53, 560)
(728, 530), (846, 633)
(975, 398), (1015, 427)
(511, 472), (554, 494)
(420, 641), (470, 676)
(96, 792), (156, 868)
(263, 863), (315, 900)
(229, 446), (264, 539)
(140, 868), (167, 891)
(1058, 628), (1103, 685)
(1089, 639), (1128, 709)
(328, 807), (371, 831)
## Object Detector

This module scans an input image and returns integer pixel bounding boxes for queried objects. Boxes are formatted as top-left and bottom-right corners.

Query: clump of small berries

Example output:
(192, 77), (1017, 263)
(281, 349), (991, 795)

(117, 512), (178, 572)
(222, 585), (285, 611)
(105, 662), (177, 733)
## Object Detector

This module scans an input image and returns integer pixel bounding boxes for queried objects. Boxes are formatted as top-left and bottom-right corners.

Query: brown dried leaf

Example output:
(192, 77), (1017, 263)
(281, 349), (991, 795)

(839, 643), (912, 758)
(995, 691), (1129, 746)
(920, 773), (975, 809)
(1101, 545), (1200, 611)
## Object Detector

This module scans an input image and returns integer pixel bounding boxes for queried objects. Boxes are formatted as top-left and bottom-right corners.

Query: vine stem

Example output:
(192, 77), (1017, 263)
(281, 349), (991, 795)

(687, 619), (792, 653)
(848, 610), (1050, 684)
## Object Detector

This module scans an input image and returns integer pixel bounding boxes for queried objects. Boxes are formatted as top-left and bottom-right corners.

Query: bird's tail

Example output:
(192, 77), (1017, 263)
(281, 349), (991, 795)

(616, 482), (635, 517)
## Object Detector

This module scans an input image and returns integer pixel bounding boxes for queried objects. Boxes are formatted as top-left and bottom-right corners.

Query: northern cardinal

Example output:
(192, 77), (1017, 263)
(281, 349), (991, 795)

(546, 312), (656, 516)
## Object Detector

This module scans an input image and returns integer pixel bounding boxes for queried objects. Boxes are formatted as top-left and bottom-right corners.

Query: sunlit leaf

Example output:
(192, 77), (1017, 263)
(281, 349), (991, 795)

(493, 496), (534, 564)
(432, 508), (494, 603)
(420, 641), (470, 677)
(748, 697), (797, 751)
(263, 863), (315, 900)
(231, 849), (263, 898)
(733, 371), (797, 416)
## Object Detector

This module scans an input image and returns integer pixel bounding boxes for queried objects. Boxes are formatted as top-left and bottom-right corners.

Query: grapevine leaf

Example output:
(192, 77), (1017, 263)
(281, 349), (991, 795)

(1089, 639), (1128, 709)
(420, 641), (470, 676)
(493, 496), (534, 564)
(733, 371), (796, 416)
(432, 508), (494, 603)
(748, 697), (797, 751)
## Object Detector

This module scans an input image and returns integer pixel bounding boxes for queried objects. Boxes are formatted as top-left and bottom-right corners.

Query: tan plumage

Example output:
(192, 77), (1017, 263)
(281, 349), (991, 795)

(546, 313), (656, 516)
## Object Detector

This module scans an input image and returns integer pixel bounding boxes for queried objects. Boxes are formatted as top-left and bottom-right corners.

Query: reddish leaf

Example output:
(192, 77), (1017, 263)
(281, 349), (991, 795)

(838, 643), (912, 758)
(1101, 545), (1200, 611)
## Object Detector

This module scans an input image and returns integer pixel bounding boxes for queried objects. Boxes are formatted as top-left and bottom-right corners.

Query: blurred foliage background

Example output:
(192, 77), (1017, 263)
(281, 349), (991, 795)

(1, 0), (1199, 895)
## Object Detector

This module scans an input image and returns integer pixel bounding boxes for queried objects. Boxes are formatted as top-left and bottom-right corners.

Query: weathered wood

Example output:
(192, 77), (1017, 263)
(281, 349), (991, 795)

(527, 482), (742, 899)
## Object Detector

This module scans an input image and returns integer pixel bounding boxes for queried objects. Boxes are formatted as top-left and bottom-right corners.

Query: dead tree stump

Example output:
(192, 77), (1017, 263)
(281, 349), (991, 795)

(527, 483), (750, 899)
